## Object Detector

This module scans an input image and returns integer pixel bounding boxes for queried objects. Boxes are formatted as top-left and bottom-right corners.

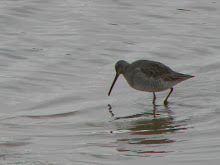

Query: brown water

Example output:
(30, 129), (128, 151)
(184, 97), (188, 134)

(0, 0), (220, 164)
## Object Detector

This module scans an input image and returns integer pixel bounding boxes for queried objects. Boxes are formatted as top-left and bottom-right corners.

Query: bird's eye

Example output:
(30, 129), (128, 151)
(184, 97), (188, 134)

(115, 65), (119, 71)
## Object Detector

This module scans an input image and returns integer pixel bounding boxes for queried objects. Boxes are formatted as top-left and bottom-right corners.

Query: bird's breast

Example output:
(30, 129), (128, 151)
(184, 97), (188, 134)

(123, 71), (174, 92)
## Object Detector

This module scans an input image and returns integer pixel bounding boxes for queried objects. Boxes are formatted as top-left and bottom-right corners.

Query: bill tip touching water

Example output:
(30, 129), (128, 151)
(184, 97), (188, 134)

(108, 60), (194, 106)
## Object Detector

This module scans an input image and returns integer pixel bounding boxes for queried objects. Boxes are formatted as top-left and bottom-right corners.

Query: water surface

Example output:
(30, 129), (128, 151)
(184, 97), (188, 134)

(0, 0), (220, 164)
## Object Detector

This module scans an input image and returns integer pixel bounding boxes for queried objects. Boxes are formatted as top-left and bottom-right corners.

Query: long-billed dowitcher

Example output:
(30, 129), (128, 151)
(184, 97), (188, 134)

(108, 60), (194, 106)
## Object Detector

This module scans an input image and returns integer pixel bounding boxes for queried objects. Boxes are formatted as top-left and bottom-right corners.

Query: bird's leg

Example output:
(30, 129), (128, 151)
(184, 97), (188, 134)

(152, 92), (156, 106)
(164, 88), (173, 105)
(153, 105), (157, 118)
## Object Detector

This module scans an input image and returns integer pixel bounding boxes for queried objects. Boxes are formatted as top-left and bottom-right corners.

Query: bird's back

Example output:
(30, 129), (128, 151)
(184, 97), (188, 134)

(123, 60), (193, 92)
(128, 60), (173, 79)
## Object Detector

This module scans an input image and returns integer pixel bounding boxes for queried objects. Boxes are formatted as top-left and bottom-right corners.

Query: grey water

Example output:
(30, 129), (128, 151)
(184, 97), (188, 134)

(0, 0), (220, 164)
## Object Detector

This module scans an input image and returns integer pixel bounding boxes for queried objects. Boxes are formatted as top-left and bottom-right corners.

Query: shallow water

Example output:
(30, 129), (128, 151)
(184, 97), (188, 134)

(0, 0), (220, 164)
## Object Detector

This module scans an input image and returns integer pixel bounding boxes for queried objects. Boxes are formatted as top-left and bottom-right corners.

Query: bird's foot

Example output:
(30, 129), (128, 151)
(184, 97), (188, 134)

(152, 102), (160, 107)
(163, 100), (169, 107)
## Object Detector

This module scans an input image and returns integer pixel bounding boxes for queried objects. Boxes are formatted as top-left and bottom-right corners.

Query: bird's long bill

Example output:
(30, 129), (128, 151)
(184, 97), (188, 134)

(108, 74), (119, 96)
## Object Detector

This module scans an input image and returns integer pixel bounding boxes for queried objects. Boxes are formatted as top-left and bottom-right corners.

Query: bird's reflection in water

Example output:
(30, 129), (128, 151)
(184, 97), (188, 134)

(108, 104), (114, 117)
(107, 104), (188, 156)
